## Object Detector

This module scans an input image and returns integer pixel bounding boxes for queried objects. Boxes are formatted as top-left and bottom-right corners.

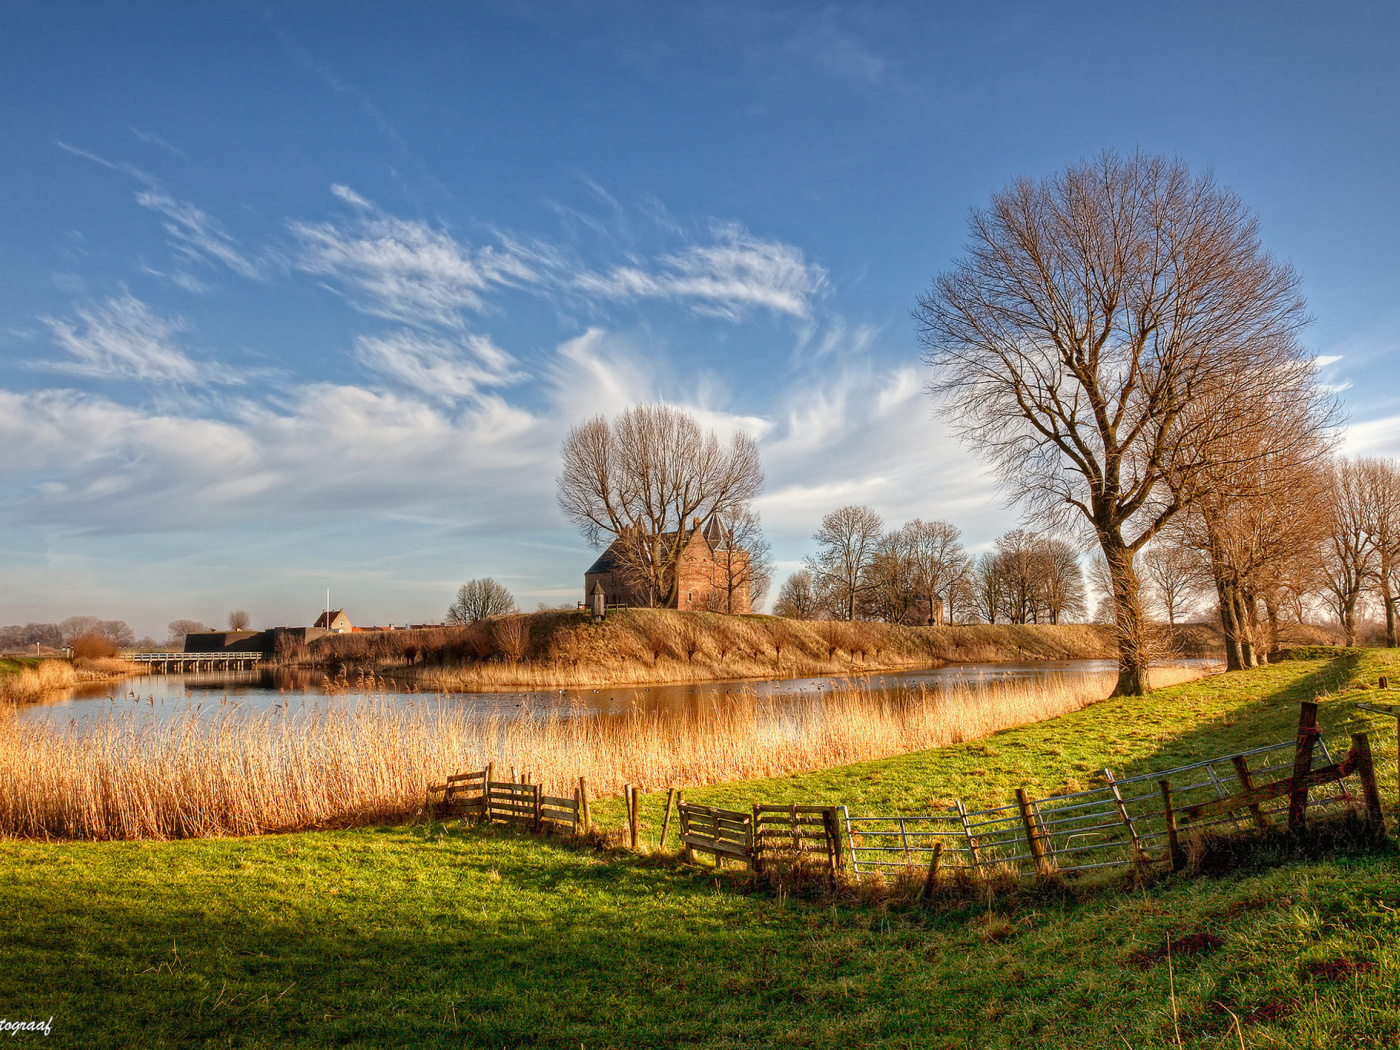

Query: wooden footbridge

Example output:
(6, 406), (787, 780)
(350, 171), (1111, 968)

(125, 652), (266, 673)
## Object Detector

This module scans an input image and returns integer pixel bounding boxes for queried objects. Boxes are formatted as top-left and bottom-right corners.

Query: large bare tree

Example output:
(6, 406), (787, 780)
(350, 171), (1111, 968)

(558, 404), (764, 607)
(917, 150), (1318, 694)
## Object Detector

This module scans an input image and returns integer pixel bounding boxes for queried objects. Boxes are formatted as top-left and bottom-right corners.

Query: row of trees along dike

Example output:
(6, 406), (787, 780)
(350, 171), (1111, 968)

(774, 516), (1085, 627)
(551, 150), (1338, 697)
(1136, 454), (1400, 662)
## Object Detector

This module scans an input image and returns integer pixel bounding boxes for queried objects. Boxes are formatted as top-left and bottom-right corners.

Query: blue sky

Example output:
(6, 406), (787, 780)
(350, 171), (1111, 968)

(2, 1), (1399, 637)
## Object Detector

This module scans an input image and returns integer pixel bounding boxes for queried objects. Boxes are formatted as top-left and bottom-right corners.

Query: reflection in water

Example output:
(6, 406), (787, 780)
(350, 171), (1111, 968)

(17, 658), (1219, 732)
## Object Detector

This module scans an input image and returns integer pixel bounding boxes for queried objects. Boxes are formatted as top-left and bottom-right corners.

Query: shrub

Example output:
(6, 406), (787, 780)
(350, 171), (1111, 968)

(69, 632), (117, 660)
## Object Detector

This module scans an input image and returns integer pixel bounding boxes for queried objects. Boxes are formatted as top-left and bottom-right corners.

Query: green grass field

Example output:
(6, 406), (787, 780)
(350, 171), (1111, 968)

(2, 651), (1399, 1048)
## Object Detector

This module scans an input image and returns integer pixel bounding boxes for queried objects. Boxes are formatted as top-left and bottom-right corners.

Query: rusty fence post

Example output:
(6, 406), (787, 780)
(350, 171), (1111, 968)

(1289, 701), (1320, 834)
(1229, 755), (1270, 830)
(1159, 780), (1186, 872)
(1015, 788), (1052, 876)
(1351, 732), (1387, 834)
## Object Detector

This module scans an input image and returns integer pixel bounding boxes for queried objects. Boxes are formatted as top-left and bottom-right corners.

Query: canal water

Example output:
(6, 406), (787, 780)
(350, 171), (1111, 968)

(15, 658), (1219, 730)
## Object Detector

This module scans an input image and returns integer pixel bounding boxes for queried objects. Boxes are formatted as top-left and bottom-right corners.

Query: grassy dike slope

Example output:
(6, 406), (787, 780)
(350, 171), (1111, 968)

(3, 652), (1399, 1048)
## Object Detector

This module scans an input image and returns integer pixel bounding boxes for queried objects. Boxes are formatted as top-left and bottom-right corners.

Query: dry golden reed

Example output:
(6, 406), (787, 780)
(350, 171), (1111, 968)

(0, 665), (1204, 841)
(0, 660), (79, 702)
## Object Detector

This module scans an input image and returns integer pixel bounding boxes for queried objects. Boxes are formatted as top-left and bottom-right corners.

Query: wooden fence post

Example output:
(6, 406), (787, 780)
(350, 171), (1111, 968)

(1015, 788), (1052, 876)
(955, 799), (981, 874)
(1289, 701), (1320, 833)
(578, 776), (590, 833)
(1229, 755), (1270, 830)
(751, 804), (763, 873)
(573, 785), (583, 836)
(660, 788), (676, 851)
(1103, 768), (1146, 860)
(1351, 732), (1387, 834)
(626, 785), (639, 850)
(532, 783), (542, 832)
(678, 792), (692, 863)
(920, 842), (944, 900)
(1159, 780), (1186, 871)
(824, 807), (844, 876)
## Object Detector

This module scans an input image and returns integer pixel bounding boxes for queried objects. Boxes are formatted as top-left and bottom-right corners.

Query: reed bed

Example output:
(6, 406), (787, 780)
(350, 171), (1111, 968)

(0, 659), (79, 702)
(0, 665), (1205, 841)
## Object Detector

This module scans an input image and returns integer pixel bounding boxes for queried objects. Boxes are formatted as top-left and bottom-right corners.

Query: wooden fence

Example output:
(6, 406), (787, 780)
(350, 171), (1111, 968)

(427, 764), (585, 833)
(429, 703), (1389, 887)
(677, 803), (753, 868)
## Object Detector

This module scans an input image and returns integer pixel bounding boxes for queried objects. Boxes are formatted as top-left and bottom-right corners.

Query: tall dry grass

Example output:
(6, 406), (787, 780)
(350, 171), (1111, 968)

(0, 660), (79, 702)
(0, 665), (1205, 841)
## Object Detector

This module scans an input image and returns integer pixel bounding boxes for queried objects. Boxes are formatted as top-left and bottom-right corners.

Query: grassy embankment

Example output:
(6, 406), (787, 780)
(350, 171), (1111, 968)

(308, 609), (1139, 689)
(2, 651), (1399, 1047)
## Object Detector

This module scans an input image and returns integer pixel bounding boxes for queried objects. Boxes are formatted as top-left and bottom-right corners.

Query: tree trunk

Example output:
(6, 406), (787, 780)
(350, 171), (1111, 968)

(1102, 537), (1151, 696)
(1384, 557), (1397, 648)
(1217, 577), (1245, 672)
(1263, 594), (1281, 660)
(1236, 590), (1258, 668)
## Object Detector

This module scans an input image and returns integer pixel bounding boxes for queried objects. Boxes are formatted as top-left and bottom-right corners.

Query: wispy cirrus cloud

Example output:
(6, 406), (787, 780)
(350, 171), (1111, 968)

(135, 186), (262, 281)
(289, 205), (537, 328)
(354, 329), (524, 403)
(42, 294), (238, 385)
(292, 187), (825, 329)
(572, 223), (826, 320)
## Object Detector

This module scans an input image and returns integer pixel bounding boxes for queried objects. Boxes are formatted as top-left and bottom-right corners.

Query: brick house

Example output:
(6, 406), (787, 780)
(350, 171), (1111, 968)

(584, 517), (753, 613)
(313, 609), (353, 633)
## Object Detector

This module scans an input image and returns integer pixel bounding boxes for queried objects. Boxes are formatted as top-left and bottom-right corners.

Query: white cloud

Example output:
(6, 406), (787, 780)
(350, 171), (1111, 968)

(330, 183), (372, 209)
(135, 187), (262, 280)
(292, 189), (824, 329)
(290, 194), (537, 328)
(1341, 414), (1400, 457)
(573, 223), (826, 320)
(0, 381), (552, 533)
(354, 329), (524, 402)
(42, 295), (236, 385)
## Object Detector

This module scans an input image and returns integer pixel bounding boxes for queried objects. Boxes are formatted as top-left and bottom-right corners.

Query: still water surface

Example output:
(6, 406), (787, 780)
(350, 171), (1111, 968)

(18, 658), (1218, 730)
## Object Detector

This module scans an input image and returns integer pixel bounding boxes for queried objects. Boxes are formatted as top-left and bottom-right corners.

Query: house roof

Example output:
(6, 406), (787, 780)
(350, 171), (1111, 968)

(314, 609), (348, 628)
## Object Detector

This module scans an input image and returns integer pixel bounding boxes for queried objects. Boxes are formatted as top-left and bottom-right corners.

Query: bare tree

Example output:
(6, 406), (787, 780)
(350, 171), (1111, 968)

(805, 505), (884, 621)
(902, 519), (969, 625)
(1324, 458), (1375, 646)
(59, 616), (101, 643)
(558, 404), (763, 607)
(972, 552), (1006, 624)
(447, 578), (517, 625)
(1358, 457), (1400, 647)
(1036, 536), (1086, 624)
(1139, 544), (1202, 627)
(917, 150), (1321, 694)
(228, 610), (251, 631)
(773, 570), (822, 620)
(992, 530), (1049, 623)
(166, 619), (209, 646)
(863, 528), (917, 623)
